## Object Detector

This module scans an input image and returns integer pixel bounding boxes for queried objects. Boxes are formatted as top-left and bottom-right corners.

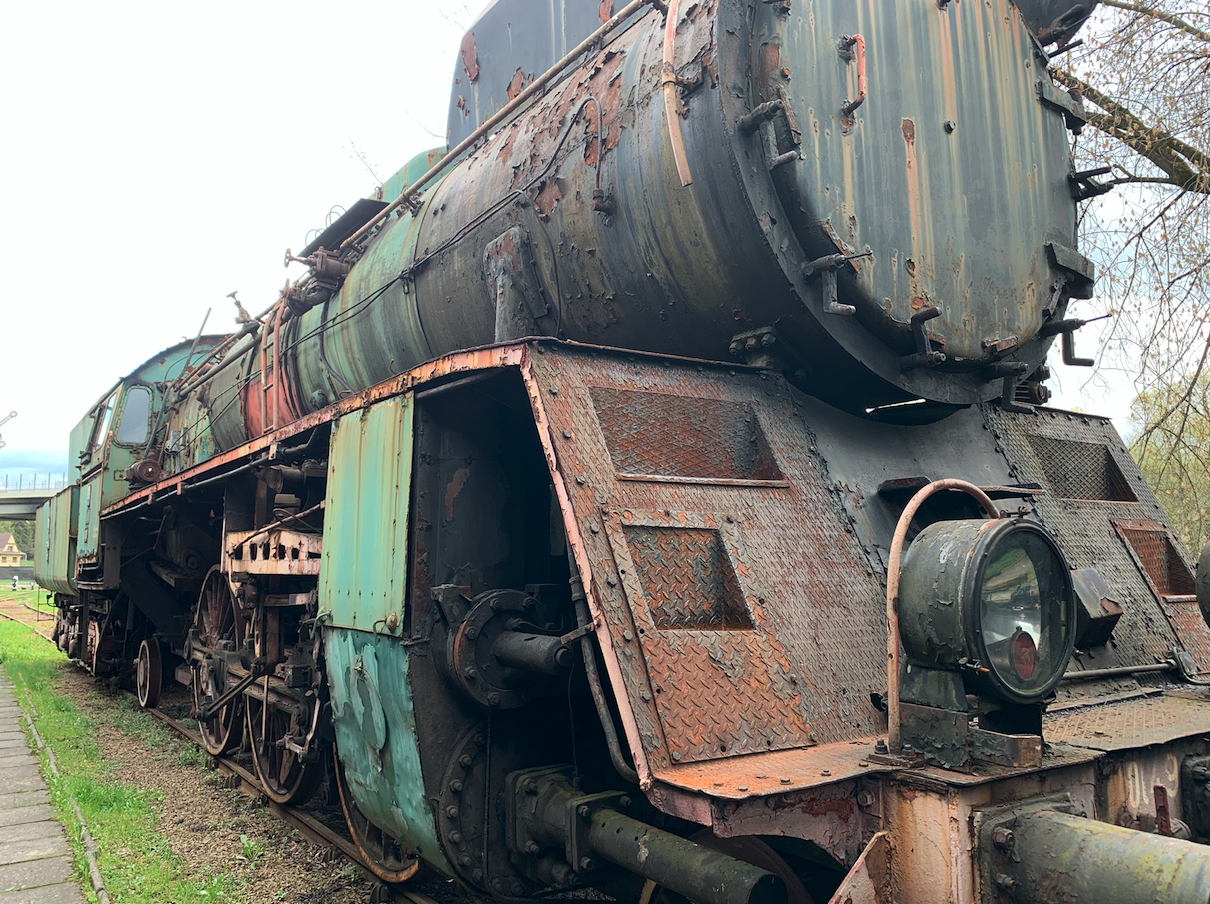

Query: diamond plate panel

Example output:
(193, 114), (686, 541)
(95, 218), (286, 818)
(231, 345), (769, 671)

(607, 511), (810, 763)
(1159, 598), (1210, 676)
(1044, 694), (1210, 752)
(590, 388), (782, 482)
(624, 526), (755, 630)
(526, 346), (886, 772)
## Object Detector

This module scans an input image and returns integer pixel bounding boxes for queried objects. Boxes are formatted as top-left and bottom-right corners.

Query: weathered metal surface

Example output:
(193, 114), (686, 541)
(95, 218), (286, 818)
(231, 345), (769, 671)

(1045, 693), (1210, 752)
(524, 344), (886, 775)
(323, 627), (449, 873)
(445, 0), (616, 148)
(976, 799), (1210, 904)
(102, 345), (525, 516)
(824, 832), (891, 904)
(33, 487), (77, 596)
(986, 405), (1210, 678)
(223, 527), (322, 577)
(763, 0), (1076, 365)
(319, 395), (413, 631)
(271, 0), (1085, 421)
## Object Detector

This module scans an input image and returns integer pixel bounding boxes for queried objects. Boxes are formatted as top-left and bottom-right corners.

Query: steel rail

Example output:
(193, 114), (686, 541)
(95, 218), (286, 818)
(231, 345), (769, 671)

(130, 698), (373, 875)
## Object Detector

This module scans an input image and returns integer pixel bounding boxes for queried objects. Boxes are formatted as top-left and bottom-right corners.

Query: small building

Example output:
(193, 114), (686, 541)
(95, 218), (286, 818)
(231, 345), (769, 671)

(0, 534), (25, 568)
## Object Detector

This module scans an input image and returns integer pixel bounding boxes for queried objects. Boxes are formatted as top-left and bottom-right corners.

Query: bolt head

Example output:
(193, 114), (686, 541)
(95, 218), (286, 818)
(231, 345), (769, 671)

(465, 626), (479, 639)
(525, 841), (541, 855)
(487, 692), (501, 706)
(579, 857), (596, 872)
(463, 667), (478, 680)
(577, 804), (591, 819)
(875, 739), (888, 754)
(449, 779), (464, 793)
(524, 779), (539, 795)
(992, 828), (1016, 851)
(857, 791), (875, 807)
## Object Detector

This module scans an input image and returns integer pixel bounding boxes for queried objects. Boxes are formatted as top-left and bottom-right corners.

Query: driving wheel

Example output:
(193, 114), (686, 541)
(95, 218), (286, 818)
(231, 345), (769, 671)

(246, 691), (322, 804)
(192, 567), (246, 756)
(135, 638), (162, 709)
(335, 752), (420, 883)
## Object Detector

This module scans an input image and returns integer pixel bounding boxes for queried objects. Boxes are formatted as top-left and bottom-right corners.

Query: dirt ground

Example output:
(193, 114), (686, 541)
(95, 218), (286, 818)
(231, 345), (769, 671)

(56, 667), (382, 904)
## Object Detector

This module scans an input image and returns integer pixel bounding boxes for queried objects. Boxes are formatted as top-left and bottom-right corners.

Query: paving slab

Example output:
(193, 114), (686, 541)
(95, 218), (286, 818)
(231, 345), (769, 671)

(0, 855), (74, 892)
(0, 884), (87, 904)
(0, 771), (46, 795)
(1, 793), (49, 810)
(0, 822), (64, 847)
(0, 672), (82, 904)
(0, 807), (53, 830)
(0, 839), (70, 869)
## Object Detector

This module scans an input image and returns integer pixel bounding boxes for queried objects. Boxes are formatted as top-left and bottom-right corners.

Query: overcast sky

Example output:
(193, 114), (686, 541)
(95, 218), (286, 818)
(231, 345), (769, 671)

(0, 0), (1133, 486)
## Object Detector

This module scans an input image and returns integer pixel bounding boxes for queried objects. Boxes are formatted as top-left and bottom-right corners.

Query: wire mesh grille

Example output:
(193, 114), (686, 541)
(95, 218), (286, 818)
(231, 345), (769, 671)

(591, 388), (782, 481)
(1026, 435), (1137, 501)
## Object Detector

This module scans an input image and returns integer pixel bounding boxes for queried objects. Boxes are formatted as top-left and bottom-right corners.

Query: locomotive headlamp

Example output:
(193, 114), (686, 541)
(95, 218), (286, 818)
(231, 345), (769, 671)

(898, 518), (1076, 704)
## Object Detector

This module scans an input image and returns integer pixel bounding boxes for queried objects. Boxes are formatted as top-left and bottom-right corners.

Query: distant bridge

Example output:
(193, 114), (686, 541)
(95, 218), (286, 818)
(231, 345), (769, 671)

(0, 488), (57, 520)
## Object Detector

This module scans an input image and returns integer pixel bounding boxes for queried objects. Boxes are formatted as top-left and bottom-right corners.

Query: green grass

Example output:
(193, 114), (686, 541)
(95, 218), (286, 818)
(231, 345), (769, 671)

(0, 620), (247, 903)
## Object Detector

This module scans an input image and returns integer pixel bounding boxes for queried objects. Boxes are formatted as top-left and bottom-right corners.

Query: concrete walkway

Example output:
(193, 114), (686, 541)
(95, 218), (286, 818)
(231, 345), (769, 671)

(0, 671), (83, 904)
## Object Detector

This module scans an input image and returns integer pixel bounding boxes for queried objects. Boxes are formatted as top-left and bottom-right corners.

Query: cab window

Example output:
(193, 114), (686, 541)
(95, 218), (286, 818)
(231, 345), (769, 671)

(91, 392), (117, 451)
(115, 386), (152, 445)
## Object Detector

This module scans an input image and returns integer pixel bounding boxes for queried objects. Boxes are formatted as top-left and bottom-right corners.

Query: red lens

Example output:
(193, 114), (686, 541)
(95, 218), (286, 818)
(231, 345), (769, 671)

(1012, 630), (1038, 680)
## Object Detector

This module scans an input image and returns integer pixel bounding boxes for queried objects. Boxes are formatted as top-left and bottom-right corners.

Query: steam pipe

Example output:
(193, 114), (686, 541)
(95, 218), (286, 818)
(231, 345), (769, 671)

(886, 479), (998, 752)
(584, 809), (784, 904)
(992, 808), (1210, 903)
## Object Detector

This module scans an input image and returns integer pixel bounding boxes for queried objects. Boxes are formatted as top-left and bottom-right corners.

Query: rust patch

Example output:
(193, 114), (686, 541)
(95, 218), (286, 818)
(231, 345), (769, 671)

(585, 100), (602, 167)
(598, 0), (613, 22)
(901, 118), (916, 143)
(800, 797), (854, 820)
(506, 68), (526, 101)
(460, 32), (479, 83)
(757, 41), (781, 103)
(444, 467), (471, 521)
(534, 180), (563, 215)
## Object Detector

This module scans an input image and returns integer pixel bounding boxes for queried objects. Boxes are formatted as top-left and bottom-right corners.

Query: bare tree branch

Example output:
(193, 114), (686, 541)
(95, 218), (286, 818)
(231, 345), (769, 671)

(1055, 69), (1210, 192)
(1096, 0), (1210, 42)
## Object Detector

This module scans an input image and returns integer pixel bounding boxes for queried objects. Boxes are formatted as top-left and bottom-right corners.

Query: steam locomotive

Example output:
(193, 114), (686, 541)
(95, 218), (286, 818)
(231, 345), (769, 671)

(34, 0), (1210, 901)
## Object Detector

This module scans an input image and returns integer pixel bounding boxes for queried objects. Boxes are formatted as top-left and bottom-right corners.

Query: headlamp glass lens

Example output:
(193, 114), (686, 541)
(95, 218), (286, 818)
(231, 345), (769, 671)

(979, 529), (1070, 694)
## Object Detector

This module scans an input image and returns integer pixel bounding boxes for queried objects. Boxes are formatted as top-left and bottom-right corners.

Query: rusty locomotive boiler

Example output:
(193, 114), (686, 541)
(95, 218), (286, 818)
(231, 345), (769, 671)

(32, 0), (1210, 901)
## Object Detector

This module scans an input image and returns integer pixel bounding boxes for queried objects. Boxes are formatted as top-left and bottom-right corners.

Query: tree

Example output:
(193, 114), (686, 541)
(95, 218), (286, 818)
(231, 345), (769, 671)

(1050, 2), (1209, 503)
(1130, 370), (1210, 553)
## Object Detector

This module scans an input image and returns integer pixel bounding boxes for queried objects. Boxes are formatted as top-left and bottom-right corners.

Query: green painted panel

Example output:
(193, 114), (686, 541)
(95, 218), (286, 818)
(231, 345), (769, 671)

(324, 628), (448, 872)
(77, 476), (101, 560)
(319, 396), (412, 630)
(34, 489), (77, 595)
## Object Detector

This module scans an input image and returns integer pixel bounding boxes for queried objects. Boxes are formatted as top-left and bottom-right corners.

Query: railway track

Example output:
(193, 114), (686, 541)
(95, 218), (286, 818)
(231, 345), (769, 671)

(132, 701), (411, 902)
(1, 597), (466, 904)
